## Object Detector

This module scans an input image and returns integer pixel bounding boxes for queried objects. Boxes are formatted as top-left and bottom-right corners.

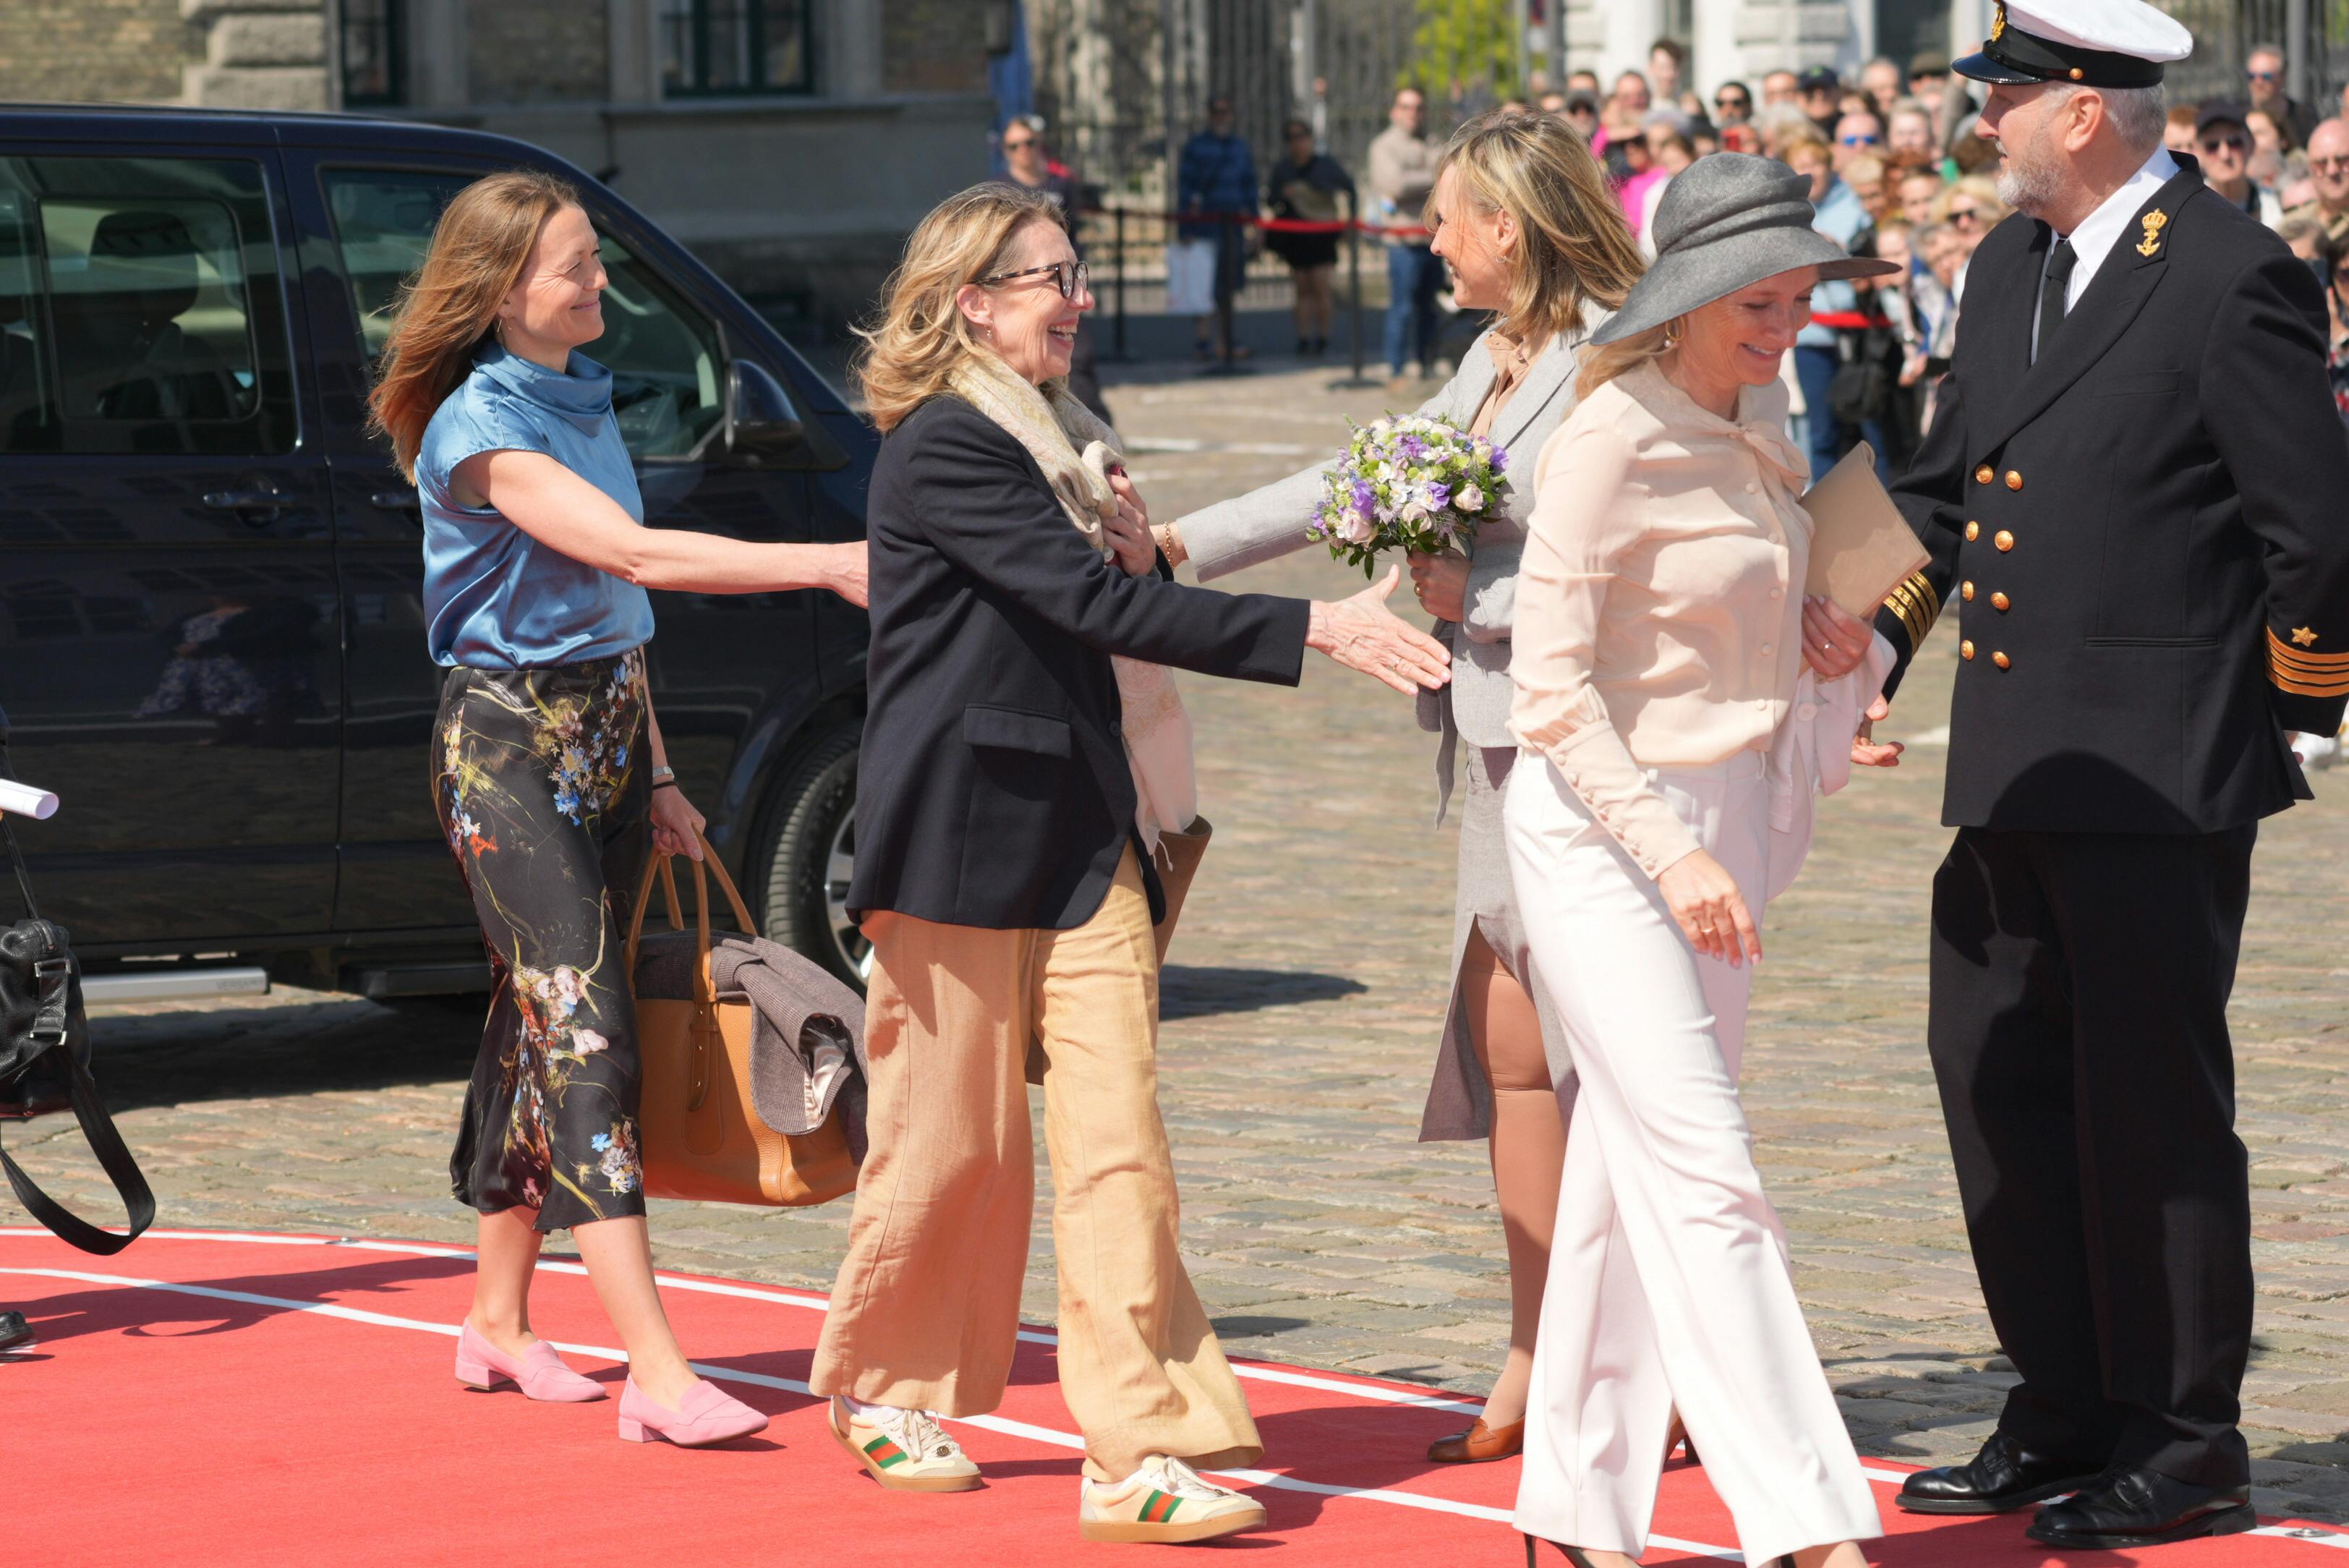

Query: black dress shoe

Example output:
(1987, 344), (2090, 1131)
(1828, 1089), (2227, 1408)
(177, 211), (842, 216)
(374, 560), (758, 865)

(2026, 1466), (2255, 1549)
(0, 1311), (33, 1354)
(1896, 1430), (2104, 1514)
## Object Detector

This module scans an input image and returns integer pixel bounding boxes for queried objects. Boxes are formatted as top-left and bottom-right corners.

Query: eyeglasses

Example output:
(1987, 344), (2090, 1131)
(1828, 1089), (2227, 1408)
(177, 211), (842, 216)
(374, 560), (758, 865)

(1946, 206), (1981, 224)
(1840, 133), (1880, 145)
(2248, 69), (2282, 82)
(980, 258), (1090, 299)
(2313, 155), (2349, 172)
(2201, 133), (2249, 153)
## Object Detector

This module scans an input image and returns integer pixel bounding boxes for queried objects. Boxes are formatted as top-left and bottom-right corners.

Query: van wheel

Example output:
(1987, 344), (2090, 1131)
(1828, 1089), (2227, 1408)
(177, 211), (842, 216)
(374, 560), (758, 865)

(756, 720), (869, 991)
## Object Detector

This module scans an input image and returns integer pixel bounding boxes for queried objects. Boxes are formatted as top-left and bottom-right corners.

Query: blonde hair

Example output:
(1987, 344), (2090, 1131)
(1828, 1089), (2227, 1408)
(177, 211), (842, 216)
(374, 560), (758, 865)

(367, 169), (579, 481)
(854, 182), (1067, 433)
(1428, 108), (1647, 345)
(1574, 316), (1688, 400)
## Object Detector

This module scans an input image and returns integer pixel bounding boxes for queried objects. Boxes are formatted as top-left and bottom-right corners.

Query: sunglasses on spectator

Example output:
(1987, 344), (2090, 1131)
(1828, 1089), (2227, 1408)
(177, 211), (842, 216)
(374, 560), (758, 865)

(2201, 133), (2248, 153)
(1841, 133), (1880, 145)
(2248, 69), (2282, 82)
(1948, 206), (1981, 224)
(980, 259), (1090, 298)
(2314, 155), (2349, 172)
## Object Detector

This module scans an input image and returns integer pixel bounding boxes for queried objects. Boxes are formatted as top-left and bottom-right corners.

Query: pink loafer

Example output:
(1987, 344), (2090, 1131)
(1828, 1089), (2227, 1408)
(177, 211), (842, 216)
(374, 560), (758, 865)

(454, 1322), (607, 1402)
(617, 1376), (770, 1447)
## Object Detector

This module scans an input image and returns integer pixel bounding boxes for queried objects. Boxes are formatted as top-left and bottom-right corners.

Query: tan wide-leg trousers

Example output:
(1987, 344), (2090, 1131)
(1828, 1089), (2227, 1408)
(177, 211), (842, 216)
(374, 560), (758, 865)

(810, 845), (1261, 1482)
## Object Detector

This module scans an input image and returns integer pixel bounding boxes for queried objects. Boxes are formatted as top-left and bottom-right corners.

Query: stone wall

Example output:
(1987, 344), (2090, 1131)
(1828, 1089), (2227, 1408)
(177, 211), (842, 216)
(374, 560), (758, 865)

(466, 0), (610, 106)
(183, 0), (331, 111)
(0, 0), (198, 106)
(881, 0), (991, 93)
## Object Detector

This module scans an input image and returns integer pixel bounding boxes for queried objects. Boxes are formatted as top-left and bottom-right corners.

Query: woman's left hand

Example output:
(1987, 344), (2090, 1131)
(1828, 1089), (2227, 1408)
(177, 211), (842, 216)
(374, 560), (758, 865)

(1800, 595), (1873, 679)
(1104, 470), (1156, 576)
(648, 780), (707, 861)
(1407, 549), (1470, 623)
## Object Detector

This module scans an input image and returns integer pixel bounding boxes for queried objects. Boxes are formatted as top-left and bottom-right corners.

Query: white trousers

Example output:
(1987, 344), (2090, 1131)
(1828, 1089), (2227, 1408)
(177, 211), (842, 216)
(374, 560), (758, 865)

(1503, 751), (1881, 1564)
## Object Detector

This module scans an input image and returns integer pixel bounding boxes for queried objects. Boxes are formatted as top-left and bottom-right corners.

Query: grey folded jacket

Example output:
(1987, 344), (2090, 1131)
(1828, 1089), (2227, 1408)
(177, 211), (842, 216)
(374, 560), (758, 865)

(633, 928), (869, 1162)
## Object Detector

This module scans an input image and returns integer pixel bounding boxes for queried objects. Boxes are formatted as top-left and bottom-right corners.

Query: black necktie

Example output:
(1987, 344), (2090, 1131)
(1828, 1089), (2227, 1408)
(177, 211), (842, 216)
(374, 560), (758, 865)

(2037, 237), (2078, 362)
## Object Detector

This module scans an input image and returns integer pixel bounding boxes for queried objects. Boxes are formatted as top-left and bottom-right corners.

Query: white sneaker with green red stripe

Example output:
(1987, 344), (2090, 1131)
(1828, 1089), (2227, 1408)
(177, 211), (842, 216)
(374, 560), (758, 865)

(829, 1397), (981, 1492)
(1078, 1454), (1269, 1544)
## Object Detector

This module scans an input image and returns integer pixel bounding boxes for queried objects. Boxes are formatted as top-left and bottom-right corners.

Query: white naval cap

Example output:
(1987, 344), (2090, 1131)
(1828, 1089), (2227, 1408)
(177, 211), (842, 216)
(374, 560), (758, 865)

(1956, 0), (2194, 88)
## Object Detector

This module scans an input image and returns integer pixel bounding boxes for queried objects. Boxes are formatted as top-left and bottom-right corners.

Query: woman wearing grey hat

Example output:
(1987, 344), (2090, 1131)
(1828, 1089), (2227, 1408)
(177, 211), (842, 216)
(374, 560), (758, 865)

(1154, 108), (1647, 1465)
(1504, 153), (1892, 1568)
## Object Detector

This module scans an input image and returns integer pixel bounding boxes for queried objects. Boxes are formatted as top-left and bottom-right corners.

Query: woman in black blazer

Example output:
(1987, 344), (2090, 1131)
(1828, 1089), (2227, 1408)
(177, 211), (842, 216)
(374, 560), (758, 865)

(808, 182), (1447, 1545)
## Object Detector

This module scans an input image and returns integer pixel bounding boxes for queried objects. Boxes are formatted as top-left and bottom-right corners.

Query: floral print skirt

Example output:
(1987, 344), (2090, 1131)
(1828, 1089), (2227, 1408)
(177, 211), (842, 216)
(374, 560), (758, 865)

(433, 647), (652, 1232)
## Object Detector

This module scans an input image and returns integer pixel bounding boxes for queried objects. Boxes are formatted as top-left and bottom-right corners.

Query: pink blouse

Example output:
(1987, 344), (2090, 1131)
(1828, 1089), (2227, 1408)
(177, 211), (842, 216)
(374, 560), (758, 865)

(1509, 359), (1813, 878)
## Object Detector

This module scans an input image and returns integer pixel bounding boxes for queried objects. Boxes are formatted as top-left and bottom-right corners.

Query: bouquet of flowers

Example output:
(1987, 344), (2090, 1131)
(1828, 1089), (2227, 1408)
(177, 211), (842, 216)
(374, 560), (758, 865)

(1307, 413), (1511, 576)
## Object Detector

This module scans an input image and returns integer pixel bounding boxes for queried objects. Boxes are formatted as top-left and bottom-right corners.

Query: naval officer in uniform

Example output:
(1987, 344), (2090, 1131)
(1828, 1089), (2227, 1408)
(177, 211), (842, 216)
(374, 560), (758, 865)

(1862, 0), (2349, 1551)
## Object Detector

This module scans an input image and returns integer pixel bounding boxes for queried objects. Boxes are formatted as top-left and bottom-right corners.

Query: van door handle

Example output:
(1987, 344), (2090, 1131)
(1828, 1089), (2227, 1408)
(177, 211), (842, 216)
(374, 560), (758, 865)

(202, 488), (291, 513)
(370, 490), (422, 514)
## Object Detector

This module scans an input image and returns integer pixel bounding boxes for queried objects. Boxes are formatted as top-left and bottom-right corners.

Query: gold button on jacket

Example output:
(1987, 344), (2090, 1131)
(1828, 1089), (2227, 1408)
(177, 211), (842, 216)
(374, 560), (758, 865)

(2005, 470), (2024, 490)
(1974, 464), (1994, 485)
(1965, 521), (1980, 541)
(1992, 650), (2011, 670)
(1961, 581), (1976, 600)
(1961, 639), (1976, 660)
(1995, 529), (2015, 552)
(1992, 591), (2011, 610)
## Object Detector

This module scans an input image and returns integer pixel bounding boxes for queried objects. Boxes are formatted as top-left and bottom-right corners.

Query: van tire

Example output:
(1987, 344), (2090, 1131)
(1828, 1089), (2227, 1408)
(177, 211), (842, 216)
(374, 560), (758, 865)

(756, 719), (867, 991)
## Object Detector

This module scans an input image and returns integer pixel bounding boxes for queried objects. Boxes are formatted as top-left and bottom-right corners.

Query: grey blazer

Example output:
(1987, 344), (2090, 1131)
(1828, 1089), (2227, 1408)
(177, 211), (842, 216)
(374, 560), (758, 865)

(1179, 314), (1606, 816)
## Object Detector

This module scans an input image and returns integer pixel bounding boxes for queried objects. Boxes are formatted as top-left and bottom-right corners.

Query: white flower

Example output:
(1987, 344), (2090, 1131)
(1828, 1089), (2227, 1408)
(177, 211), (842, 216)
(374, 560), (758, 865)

(572, 1028), (609, 1056)
(1399, 500), (1428, 524)
(1337, 510), (1376, 545)
(1456, 483), (1485, 513)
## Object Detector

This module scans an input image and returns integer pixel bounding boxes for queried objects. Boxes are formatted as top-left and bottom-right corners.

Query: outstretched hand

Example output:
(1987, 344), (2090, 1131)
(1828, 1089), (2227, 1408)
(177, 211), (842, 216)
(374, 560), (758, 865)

(1305, 565), (1454, 695)
(1851, 695), (1903, 768)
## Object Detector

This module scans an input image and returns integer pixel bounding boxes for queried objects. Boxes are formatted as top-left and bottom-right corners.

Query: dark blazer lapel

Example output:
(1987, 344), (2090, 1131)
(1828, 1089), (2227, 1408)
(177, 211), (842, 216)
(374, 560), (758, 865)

(1972, 164), (2202, 459)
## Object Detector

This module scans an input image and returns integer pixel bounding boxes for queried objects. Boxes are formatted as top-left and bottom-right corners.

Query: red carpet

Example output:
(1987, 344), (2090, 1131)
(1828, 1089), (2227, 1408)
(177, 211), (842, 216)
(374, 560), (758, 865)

(4, 1228), (2345, 1567)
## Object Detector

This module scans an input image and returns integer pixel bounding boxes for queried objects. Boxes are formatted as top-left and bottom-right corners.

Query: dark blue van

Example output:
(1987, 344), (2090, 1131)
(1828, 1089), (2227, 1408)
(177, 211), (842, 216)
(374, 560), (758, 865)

(0, 105), (875, 1000)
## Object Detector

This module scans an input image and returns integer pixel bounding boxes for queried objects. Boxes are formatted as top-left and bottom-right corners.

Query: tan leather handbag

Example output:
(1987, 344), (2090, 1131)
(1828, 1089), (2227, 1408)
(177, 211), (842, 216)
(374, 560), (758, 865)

(623, 832), (857, 1208)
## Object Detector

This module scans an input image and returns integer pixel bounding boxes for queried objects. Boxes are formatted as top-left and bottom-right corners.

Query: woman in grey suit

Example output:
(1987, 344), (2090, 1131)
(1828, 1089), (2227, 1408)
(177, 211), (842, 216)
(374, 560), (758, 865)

(1154, 111), (1647, 1462)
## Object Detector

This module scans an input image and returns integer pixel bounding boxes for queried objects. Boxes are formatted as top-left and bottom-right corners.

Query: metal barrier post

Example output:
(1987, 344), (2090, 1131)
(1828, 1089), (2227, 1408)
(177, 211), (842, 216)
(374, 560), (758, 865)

(1332, 187), (1376, 389)
(1112, 204), (1127, 361)
(1348, 189), (1364, 381)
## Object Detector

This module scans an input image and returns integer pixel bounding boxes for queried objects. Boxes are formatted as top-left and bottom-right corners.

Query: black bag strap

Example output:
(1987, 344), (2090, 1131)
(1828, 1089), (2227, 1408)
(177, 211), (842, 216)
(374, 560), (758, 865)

(0, 1043), (155, 1255)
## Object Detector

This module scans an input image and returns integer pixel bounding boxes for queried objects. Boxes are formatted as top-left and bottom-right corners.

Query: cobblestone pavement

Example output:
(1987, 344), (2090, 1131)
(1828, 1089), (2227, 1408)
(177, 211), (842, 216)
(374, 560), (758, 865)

(11, 357), (2349, 1525)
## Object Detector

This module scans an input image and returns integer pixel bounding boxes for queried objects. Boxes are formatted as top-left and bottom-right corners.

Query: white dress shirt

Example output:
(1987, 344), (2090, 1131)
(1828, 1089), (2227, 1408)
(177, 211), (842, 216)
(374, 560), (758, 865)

(2032, 148), (2180, 362)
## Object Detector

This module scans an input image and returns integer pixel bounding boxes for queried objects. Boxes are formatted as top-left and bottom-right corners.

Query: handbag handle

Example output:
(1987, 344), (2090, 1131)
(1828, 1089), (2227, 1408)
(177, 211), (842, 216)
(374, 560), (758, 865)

(623, 827), (756, 987)
(0, 1030), (155, 1255)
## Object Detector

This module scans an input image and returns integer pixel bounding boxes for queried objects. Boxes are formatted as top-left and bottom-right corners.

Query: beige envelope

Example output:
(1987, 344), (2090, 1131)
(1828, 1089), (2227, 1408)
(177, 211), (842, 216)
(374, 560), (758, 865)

(1801, 443), (1930, 620)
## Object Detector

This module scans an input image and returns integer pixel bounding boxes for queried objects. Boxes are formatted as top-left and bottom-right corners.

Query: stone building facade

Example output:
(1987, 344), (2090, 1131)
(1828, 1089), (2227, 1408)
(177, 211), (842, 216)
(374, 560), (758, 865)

(0, 0), (1001, 325)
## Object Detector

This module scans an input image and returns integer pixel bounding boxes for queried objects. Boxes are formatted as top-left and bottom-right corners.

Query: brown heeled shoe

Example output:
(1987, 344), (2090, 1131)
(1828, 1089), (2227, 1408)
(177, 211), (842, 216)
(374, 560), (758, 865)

(1428, 1415), (1525, 1463)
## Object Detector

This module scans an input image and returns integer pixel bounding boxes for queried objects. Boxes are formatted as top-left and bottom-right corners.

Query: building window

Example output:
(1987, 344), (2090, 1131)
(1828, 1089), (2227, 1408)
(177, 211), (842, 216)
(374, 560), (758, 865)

(341, 0), (406, 107)
(660, 0), (814, 95)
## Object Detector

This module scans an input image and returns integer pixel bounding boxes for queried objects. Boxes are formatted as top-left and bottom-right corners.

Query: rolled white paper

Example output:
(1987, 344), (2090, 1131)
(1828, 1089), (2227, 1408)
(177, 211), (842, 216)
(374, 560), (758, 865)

(0, 780), (59, 819)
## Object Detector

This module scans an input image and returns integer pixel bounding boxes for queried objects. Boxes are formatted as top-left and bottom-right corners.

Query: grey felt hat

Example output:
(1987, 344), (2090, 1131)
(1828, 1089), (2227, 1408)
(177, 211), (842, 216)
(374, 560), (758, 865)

(1590, 153), (1899, 346)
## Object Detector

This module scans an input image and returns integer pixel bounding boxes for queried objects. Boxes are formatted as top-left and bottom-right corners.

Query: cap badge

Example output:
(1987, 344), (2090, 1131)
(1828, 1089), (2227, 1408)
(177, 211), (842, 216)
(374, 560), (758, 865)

(1990, 1), (2006, 41)
(2136, 209), (2168, 257)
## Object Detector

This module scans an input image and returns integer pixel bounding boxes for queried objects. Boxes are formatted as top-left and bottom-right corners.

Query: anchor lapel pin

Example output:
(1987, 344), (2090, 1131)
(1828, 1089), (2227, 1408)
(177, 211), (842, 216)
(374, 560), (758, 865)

(2136, 209), (2168, 258)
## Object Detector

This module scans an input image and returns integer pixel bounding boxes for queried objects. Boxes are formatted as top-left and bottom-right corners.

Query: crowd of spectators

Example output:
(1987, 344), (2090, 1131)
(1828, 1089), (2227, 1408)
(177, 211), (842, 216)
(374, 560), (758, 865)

(1015, 39), (2349, 451)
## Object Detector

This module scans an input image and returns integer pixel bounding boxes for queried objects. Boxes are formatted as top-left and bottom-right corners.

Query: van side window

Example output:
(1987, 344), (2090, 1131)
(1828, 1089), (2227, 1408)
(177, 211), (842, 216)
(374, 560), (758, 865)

(0, 156), (295, 456)
(321, 167), (723, 461)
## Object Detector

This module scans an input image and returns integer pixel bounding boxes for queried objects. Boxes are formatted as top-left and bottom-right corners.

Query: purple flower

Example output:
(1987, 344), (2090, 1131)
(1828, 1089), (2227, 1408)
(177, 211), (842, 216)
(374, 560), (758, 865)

(1424, 481), (1450, 510)
(1490, 445), (1510, 473)
(1350, 478), (1377, 512)
(1399, 433), (1428, 461)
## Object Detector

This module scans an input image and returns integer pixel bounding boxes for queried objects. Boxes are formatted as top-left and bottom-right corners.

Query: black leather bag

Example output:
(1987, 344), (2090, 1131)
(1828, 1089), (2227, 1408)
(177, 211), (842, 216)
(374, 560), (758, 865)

(0, 762), (153, 1254)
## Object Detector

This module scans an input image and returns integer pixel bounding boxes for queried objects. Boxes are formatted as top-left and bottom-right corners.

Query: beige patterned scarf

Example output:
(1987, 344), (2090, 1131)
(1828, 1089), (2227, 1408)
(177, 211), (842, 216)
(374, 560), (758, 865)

(947, 353), (1196, 853)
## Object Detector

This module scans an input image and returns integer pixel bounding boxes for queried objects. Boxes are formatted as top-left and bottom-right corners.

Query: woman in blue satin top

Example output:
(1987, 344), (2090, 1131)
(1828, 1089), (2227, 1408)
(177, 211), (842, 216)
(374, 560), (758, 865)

(367, 169), (866, 1450)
